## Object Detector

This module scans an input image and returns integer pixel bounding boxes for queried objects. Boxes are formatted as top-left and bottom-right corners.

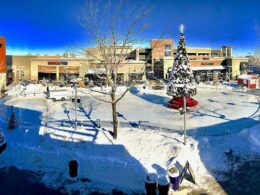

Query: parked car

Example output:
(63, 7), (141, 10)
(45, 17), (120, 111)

(168, 96), (198, 109)
(48, 90), (72, 102)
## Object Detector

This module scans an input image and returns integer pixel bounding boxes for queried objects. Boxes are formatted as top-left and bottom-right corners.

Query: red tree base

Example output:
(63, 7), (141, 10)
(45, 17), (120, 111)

(168, 96), (198, 109)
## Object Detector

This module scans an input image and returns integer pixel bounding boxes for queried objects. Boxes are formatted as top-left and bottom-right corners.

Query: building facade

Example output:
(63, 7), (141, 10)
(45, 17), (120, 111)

(0, 37), (6, 91)
(173, 46), (232, 59)
(155, 56), (249, 81)
(150, 39), (235, 81)
(1, 36), (248, 87)
(151, 39), (174, 71)
(6, 54), (146, 85)
(225, 58), (249, 79)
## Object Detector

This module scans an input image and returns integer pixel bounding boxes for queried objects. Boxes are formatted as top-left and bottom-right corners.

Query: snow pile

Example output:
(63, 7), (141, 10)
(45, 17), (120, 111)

(7, 84), (23, 96)
(24, 84), (42, 92)
(7, 84), (44, 97)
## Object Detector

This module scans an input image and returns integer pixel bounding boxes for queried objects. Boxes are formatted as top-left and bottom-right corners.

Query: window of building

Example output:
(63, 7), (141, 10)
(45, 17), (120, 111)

(165, 51), (171, 56)
(128, 73), (143, 82)
(165, 44), (171, 50)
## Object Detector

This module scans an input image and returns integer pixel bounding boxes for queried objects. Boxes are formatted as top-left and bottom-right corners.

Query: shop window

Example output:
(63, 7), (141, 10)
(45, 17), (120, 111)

(165, 51), (171, 56)
(165, 44), (171, 50)
(129, 73), (143, 82)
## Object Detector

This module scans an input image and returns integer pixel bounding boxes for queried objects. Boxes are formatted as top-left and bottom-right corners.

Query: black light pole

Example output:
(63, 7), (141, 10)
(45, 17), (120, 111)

(74, 82), (78, 130)
(183, 94), (187, 145)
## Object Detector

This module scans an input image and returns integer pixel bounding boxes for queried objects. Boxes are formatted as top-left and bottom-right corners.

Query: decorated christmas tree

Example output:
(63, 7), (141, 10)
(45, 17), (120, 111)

(167, 25), (197, 98)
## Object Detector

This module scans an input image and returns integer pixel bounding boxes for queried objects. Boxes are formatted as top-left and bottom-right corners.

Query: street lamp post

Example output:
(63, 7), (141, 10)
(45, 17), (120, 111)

(65, 67), (69, 85)
(74, 83), (78, 130)
(183, 95), (187, 145)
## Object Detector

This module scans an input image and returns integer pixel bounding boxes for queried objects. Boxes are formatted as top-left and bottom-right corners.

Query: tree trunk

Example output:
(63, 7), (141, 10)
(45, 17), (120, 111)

(111, 89), (118, 139)
(112, 102), (118, 139)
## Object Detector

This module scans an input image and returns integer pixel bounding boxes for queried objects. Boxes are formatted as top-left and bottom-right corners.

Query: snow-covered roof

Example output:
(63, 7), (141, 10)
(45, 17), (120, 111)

(237, 74), (258, 80)
(191, 65), (226, 71)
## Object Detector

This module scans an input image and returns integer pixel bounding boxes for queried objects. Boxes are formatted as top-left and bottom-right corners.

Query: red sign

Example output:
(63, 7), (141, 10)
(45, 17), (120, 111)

(48, 61), (68, 65)
(0, 37), (6, 73)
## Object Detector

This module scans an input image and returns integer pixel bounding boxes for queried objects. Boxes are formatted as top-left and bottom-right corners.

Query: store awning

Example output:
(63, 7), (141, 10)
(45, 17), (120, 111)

(191, 66), (226, 71)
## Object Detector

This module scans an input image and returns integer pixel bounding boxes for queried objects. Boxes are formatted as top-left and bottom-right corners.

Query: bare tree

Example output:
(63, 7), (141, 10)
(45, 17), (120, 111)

(78, 0), (152, 139)
(41, 99), (55, 133)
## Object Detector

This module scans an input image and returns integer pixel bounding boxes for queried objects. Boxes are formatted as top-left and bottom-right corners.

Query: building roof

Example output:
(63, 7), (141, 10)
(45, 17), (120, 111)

(30, 57), (88, 61)
(238, 74), (258, 80)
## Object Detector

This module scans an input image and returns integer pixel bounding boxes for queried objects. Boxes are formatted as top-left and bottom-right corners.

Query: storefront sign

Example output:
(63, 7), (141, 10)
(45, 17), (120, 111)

(48, 61), (68, 65)
(201, 62), (214, 66)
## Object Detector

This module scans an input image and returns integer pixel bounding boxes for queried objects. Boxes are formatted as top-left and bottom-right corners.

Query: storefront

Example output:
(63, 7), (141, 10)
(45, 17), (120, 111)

(85, 60), (146, 85)
(30, 58), (85, 82)
(192, 65), (227, 82)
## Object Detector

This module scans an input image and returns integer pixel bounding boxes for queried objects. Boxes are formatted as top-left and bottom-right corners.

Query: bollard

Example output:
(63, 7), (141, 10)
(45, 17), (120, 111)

(145, 173), (157, 195)
(69, 160), (78, 178)
(158, 176), (170, 195)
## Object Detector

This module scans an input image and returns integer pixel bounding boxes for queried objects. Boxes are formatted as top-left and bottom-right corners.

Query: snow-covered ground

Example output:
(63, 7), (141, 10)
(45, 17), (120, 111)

(0, 83), (259, 194)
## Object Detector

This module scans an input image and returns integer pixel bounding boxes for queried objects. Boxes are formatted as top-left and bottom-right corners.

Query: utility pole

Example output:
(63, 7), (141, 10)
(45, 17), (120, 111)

(74, 83), (78, 130)
(183, 96), (187, 145)
(65, 67), (69, 85)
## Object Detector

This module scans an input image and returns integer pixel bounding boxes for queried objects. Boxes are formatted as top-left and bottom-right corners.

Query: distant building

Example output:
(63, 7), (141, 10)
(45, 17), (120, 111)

(86, 45), (133, 62)
(173, 46), (232, 59)
(0, 37), (249, 87)
(153, 42), (248, 81)
(151, 39), (174, 71)
(225, 58), (249, 79)
(0, 37), (6, 91)
(85, 45), (145, 85)
(6, 55), (86, 83)
(6, 49), (146, 85)
(130, 48), (152, 76)
(150, 39), (236, 81)
(221, 46), (232, 58)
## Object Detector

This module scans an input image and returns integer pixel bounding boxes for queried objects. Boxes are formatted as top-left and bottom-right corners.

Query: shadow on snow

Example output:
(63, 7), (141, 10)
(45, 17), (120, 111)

(130, 87), (170, 106)
(0, 102), (147, 194)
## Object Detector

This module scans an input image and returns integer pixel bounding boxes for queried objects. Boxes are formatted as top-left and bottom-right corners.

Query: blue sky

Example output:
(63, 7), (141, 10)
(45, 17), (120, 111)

(0, 0), (259, 56)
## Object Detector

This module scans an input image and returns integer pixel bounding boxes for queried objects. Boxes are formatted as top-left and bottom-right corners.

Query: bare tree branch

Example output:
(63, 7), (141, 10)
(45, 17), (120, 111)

(88, 92), (112, 104)
(78, 0), (151, 139)
(89, 88), (110, 95)
(115, 87), (130, 104)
